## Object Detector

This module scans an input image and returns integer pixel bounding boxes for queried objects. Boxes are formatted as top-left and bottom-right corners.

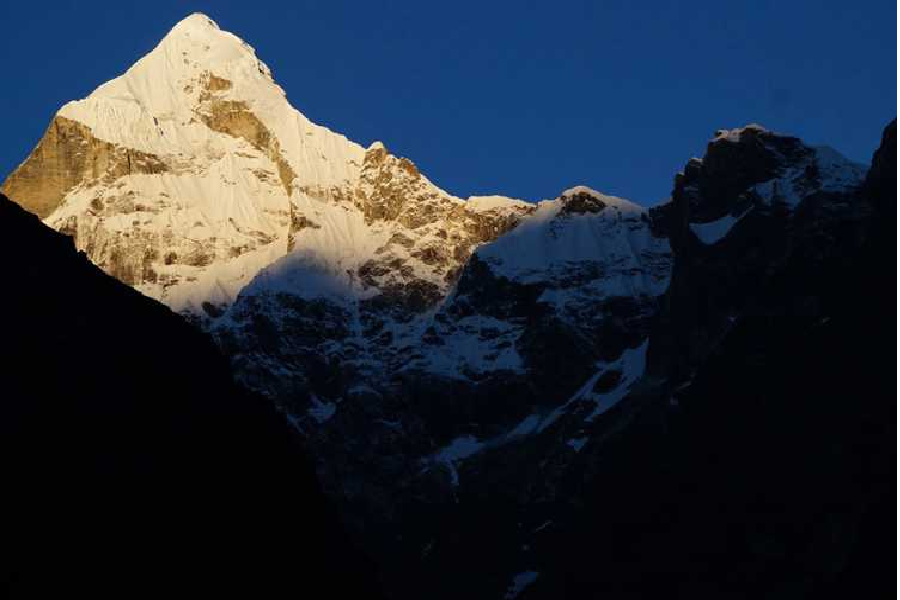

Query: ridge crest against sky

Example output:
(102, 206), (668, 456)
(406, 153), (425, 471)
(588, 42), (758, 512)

(0, 0), (895, 205)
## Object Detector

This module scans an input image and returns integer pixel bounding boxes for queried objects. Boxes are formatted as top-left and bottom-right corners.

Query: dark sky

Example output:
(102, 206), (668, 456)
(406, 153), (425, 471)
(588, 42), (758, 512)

(1, 0), (895, 205)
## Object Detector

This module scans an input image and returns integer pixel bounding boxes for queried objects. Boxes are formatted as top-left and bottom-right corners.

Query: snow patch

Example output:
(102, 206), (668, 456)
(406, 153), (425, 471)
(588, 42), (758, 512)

(752, 145), (866, 208)
(307, 396), (337, 423)
(465, 195), (532, 213)
(508, 414), (541, 438)
(584, 340), (649, 421)
(689, 208), (752, 245)
(536, 340), (650, 430)
(567, 437), (588, 452)
(505, 571), (539, 599)
(435, 435), (484, 462)
(713, 123), (769, 142)
(533, 520), (553, 533)
(433, 435), (485, 487)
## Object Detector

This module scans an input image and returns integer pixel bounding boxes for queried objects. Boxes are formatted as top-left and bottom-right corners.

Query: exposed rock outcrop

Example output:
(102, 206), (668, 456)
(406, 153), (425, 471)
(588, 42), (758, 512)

(648, 123), (869, 381)
(197, 81), (297, 195)
(2, 116), (167, 218)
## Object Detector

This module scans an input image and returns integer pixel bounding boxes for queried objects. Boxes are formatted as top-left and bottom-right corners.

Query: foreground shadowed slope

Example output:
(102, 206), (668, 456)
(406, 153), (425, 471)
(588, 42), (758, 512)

(0, 194), (381, 597)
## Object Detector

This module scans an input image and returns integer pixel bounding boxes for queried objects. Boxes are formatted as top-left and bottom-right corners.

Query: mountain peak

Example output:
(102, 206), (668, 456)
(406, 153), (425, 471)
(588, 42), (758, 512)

(55, 10), (278, 150)
(559, 185), (641, 213)
(712, 123), (771, 142)
(172, 12), (221, 33)
(561, 185), (604, 198)
(157, 12), (247, 61)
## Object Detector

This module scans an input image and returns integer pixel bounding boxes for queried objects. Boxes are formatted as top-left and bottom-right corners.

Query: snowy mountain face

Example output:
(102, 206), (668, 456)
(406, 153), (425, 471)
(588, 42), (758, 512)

(3, 13), (886, 600)
(5, 14), (577, 378)
(4, 13), (528, 318)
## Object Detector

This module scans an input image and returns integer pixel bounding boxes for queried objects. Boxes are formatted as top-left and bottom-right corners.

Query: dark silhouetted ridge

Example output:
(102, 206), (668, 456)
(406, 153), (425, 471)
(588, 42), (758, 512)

(0, 194), (382, 597)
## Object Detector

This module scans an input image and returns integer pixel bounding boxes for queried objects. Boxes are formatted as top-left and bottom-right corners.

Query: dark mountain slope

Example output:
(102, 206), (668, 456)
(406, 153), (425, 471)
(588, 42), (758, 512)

(0, 194), (381, 597)
(516, 121), (896, 599)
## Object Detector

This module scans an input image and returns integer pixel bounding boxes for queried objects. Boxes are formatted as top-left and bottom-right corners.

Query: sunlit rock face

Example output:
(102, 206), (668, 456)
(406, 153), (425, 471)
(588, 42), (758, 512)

(3, 116), (170, 219)
(5, 13), (539, 324)
(5, 14), (364, 315)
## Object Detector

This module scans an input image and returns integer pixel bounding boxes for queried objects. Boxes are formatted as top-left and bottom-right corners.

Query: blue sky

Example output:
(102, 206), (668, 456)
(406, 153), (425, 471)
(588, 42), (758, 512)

(1, 0), (895, 205)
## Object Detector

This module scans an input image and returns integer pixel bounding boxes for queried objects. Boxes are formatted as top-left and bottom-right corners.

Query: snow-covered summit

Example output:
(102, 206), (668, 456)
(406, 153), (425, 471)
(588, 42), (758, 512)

(176, 12), (222, 31)
(3, 12), (663, 376)
(713, 123), (770, 142)
(474, 186), (670, 289)
(3, 14), (378, 314)
(560, 184), (605, 198)
(58, 10), (364, 189)
(679, 121), (869, 247)
(559, 185), (643, 213)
